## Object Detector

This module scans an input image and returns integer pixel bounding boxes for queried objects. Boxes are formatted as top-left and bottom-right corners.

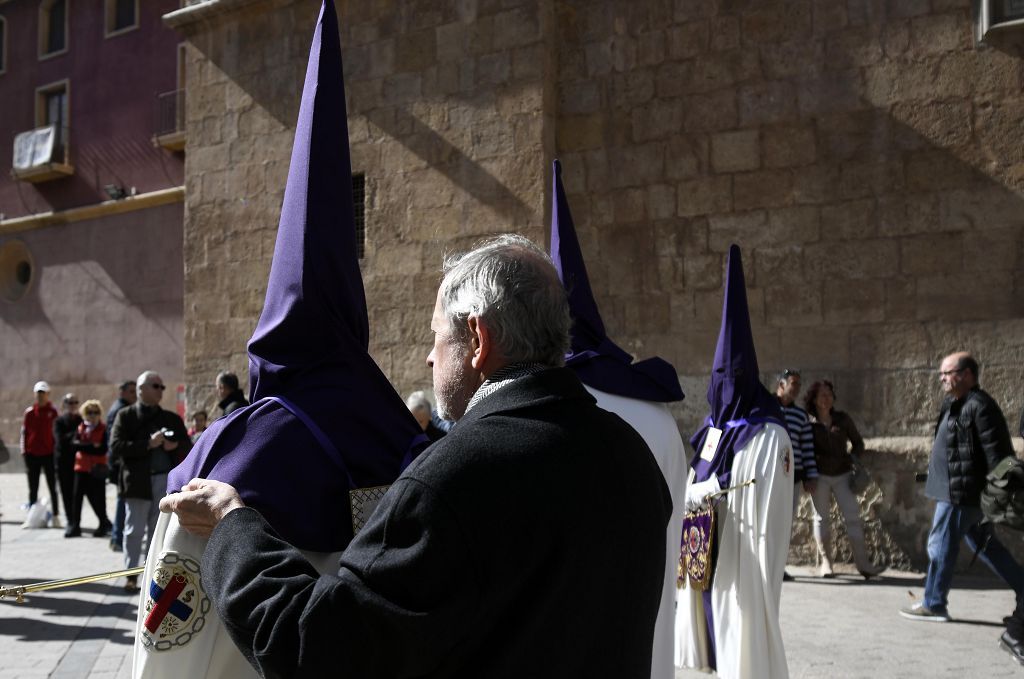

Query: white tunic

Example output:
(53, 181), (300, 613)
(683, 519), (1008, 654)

(132, 511), (342, 679)
(585, 386), (688, 679)
(675, 423), (793, 679)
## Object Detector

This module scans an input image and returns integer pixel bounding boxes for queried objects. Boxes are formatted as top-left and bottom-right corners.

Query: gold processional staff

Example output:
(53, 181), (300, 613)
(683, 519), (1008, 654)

(0, 566), (145, 604)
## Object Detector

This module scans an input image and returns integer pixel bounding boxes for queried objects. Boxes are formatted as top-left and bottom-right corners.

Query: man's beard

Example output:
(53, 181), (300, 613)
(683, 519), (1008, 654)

(434, 350), (478, 423)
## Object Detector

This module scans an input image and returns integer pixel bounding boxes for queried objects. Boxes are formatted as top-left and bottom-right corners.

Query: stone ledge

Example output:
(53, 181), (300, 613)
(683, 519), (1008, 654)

(163, 0), (273, 30)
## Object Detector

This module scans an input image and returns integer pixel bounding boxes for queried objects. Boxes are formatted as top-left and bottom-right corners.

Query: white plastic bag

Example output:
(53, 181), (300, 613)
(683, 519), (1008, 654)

(24, 497), (51, 529)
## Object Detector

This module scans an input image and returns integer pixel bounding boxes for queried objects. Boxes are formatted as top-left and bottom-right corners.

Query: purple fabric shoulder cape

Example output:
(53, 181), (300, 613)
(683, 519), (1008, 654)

(689, 245), (783, 488)
(549, 159), (683, 403)
(168, 1), (427, 553)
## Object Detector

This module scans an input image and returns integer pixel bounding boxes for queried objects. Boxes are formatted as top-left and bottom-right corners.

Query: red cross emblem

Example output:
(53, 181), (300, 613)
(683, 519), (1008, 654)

(139, 553), (210, 653)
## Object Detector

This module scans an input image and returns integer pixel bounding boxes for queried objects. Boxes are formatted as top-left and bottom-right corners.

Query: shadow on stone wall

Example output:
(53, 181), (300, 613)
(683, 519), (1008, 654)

(790, 438), (1024, 577)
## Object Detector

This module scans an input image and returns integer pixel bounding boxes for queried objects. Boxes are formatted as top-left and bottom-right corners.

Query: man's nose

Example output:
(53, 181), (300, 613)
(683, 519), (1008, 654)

(426, 349), (435, 368)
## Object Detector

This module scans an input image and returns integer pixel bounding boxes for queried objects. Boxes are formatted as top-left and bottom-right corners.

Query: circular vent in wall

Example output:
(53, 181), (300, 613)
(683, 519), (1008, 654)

(0, 240), (35, 303)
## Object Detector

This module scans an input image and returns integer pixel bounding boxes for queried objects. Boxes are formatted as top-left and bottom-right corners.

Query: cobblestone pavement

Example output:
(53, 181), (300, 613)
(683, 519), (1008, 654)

(1, 473), (1021, 678)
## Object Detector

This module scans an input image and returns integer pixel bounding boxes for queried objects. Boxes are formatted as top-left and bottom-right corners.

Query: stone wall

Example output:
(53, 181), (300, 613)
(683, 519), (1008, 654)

(554, 0), (1024, 440)
(167, 1), (1024, 569)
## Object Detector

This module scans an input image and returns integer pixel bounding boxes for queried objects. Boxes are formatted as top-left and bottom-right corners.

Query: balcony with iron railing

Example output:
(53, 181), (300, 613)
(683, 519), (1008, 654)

(153, 89), (186, 151)
(11, 124), (73, 183)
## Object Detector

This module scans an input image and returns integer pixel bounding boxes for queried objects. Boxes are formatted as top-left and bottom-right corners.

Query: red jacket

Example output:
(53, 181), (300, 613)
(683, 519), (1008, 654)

(73, 421), (107, 473)
(22, 403), (58, 456)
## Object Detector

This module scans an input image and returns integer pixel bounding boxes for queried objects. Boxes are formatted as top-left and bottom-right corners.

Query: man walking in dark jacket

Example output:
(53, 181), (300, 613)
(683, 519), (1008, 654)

(901, 352), (1024, 623)
(110, 371), (190, 591)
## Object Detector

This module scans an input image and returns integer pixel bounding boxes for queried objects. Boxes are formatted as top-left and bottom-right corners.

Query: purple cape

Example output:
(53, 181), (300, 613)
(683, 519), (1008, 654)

(549, 159), (683, 403)
(689, 244), (783, 488)
(168, 1), (427, 553)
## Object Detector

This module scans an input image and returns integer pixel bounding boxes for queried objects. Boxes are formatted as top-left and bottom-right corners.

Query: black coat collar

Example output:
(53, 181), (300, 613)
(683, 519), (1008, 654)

(457, 366), (595, 427)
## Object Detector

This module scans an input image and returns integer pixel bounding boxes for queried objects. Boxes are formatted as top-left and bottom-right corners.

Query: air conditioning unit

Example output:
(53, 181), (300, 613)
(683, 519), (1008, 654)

(976, 0), (1024, 43)
(11, 124), (73, 183)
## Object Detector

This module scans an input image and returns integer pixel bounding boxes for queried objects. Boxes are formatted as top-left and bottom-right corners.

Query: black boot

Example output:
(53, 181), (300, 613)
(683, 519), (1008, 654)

(999, 631), (1024, 666)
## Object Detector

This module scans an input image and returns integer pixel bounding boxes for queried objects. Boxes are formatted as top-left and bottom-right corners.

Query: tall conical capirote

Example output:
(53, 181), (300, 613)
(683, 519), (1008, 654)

(689, 244), (783, 485)
(168, 1), (428, 552)
(549, 159), (683, 402)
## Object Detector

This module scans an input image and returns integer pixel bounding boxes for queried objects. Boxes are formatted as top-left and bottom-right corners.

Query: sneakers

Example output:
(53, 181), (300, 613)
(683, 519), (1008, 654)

(50, 515), (62, 529)
(1000, 631), (1024, 666)
(899, 602), (950, 622)
(124, 575), (139, 593)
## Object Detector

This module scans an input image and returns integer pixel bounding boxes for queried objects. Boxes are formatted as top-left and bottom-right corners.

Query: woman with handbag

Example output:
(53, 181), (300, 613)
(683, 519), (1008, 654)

(66, 400), (113, 538)
(805, 380), (882, 580)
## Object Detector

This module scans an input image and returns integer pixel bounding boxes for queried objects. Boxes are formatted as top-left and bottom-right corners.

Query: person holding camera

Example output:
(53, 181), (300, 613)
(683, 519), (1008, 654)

(110, 371), (191, 592)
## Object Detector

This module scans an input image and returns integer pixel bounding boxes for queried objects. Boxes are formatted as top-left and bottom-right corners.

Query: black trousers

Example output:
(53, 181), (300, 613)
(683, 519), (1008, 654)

(54, 453), (76, 520)
(71, 471), (110, 530)
(24, 454), (59, 515)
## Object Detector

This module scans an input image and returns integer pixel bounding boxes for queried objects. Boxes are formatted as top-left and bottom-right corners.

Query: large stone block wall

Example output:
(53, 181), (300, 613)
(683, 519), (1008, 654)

(173, 0), (553, 413)
(554, 0), (1024, 439)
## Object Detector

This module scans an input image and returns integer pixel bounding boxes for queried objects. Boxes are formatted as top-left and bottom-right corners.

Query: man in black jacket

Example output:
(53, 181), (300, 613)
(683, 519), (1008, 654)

(901, 352), (1024, 624)
(215, 372), (248, 419)
(111, 371), (190, 591)
(162, 235), (672, 678)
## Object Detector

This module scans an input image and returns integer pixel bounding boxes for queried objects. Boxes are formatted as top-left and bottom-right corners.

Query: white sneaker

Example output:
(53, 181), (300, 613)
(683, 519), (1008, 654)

(50, 515), (62, 529)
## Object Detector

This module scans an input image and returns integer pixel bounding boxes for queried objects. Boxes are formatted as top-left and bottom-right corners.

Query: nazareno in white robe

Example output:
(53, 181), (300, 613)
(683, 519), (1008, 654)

(132, 510), (343, 679)
(675, 422), (794, 679)
(585, 386), (689, 679)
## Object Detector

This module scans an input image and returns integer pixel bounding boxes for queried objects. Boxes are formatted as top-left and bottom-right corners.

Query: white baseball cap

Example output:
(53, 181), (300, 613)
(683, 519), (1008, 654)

(33, 381), (50, 393)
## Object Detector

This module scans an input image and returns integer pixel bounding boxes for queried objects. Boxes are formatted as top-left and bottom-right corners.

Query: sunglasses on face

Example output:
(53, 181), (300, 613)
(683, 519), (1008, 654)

(66, 400), (79, 405)
(85, 410), (100, 416)
(146, 384), (166, 390)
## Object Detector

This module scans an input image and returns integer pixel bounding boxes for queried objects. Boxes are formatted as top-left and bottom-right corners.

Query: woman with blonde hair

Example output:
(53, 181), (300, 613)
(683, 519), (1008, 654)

(66, 399), (112, 538)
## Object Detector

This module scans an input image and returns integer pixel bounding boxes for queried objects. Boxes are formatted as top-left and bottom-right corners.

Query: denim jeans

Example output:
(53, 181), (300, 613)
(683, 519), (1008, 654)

(923, 501), (1024, 613)
(111, 496), (126, 546)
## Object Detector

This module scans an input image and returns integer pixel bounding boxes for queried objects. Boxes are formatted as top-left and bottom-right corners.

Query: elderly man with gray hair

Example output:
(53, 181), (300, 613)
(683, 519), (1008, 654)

(405, 390), (447, 442)
(161, 234), (671, 678)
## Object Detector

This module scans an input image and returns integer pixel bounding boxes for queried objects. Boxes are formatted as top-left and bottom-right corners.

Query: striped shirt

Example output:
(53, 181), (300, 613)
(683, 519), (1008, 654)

(779, 400), (817, 481)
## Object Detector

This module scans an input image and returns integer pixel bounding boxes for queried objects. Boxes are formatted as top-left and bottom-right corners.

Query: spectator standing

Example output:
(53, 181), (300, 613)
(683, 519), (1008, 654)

(216, 372), (248, 418)
(405, 391), (447, 442)
(805, 380), (882, 579)
(21, 381), (60, 527)
(775, 369), (817, 580)
(188, 410), (208, 444)
(1002, 406), (1024, 663)
(53, 393), (82, 535)
(106, 380), (137, 552)
(67, 399), (112, 538)
(110, 371), (191, 591)
(901, 352), (1024, 622)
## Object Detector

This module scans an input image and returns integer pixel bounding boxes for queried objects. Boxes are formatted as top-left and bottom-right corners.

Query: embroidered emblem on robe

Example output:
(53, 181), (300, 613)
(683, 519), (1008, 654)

(678, 506), (715, 591)
(140, 553), (211, 652)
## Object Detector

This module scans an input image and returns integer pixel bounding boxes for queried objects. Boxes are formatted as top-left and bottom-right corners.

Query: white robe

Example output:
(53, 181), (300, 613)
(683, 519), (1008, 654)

(675, 423), (793, 679)
(585, 386), (688, 679)
(132, 511), (342, 679)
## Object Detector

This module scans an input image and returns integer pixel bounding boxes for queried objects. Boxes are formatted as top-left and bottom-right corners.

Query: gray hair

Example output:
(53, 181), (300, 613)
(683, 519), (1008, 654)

(136, 370), (160, 388)
(405, 390), (432, 415)
(439, 234), (570, 367)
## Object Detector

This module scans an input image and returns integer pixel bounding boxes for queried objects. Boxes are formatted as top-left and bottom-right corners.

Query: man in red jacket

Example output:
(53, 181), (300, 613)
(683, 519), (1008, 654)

(21, 381), (60, 528)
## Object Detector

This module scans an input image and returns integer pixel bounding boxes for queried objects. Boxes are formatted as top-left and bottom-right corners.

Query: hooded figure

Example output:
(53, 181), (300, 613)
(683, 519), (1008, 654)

(675, 245), (793, 679)
(133, 4), (426, 677)
(549, 159), (686, 679)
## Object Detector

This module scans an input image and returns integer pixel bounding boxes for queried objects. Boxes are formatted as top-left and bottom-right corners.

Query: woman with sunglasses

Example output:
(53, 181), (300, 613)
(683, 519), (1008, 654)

(67, 399), (113, 538)
(804, 380), (883, 579)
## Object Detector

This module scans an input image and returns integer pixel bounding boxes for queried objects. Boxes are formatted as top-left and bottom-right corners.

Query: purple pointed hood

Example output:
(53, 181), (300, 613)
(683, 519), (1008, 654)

(549, 159), (683, 403)
(168, 1), (427, 552)
(690, 244), (783, 484)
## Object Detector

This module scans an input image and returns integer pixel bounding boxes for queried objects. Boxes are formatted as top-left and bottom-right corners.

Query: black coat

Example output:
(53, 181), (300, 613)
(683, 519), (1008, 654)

(205, 367), (671, 679)
(927, 386), (1013, 507)
(218, 390), (249, 418)
(110, 403), (191, 499)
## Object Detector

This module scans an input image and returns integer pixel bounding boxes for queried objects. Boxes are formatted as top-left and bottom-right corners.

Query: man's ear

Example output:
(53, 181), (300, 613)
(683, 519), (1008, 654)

(466, 315), (490, 371)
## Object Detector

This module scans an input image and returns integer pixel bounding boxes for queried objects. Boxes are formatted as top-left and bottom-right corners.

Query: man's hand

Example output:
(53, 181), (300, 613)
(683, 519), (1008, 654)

(685, 476), (722, 512)
(148, 430), (165, 449)
(803, 478), (818, 494)
(162, 439), (179, 451)
(159, 478), (245, 538)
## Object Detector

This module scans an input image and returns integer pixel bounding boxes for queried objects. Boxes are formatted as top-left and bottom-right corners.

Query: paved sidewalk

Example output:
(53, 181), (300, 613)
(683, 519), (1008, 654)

(1, 472), (1022, 678)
